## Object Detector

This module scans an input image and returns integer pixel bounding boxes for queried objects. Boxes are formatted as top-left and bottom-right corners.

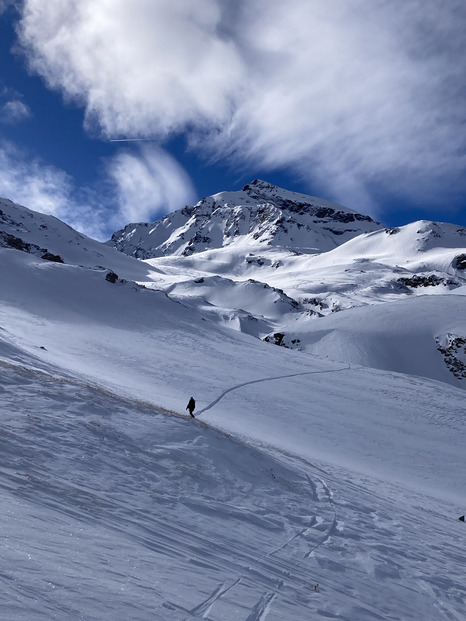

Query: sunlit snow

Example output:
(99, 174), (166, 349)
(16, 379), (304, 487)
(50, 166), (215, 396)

(1, 191), (465, 620)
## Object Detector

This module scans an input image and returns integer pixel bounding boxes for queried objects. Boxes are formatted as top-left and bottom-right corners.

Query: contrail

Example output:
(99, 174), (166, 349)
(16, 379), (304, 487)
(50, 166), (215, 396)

(110, 138), (153, 142)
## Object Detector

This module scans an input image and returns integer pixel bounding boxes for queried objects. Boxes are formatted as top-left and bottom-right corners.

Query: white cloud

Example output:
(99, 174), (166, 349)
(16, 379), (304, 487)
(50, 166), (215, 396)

(217, 0), (466, 214)
(0, 87), (31, 125)
(17, 0), (244, 138)
(15, 0), (466, 216)
(1, 99), (31, 124)
(105, 145), (197, 225)
(0, 142), (194, 239)
(0, 142), (107, 238)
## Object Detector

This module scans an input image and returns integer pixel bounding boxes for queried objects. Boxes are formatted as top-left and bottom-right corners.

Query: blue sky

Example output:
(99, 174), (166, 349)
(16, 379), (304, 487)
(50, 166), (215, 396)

(1, 1), (465, 240)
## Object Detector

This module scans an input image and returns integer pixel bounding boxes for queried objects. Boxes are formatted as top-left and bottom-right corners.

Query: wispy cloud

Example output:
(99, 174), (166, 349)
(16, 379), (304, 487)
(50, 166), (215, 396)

(0, 142), (194, 239)
(0, 142), (105, 237)
(105, 145), (197, 225)
(15, 0), (466, 217)
(1, 99), (31, 124)
(0, 87), (31, 124)
(0, 1), (14, 15)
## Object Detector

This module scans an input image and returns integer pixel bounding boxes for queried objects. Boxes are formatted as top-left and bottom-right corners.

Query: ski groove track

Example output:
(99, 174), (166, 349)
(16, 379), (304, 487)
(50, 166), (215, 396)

(2, 357), (466, 620)
(303, 474), (338, 560)
(174, 465), (340, 619)
(0, 360), (338, 620)
(244, 591), (277, 621)
(189, 578), (243, 618)
(196, 365), (350, 416)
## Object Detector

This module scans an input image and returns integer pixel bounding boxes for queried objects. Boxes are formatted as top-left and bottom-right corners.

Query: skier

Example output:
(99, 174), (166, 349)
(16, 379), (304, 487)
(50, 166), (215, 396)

(186, 397), (196, 418)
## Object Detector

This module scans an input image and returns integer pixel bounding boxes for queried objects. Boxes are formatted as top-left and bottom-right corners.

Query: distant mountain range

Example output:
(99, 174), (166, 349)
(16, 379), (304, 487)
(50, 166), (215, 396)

(1, 179), (466, 388)
(107, 180), (466, 388)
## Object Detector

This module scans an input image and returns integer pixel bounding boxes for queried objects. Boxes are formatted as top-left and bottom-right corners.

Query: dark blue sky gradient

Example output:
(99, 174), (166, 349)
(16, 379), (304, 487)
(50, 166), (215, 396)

(1, 5), (465, 235)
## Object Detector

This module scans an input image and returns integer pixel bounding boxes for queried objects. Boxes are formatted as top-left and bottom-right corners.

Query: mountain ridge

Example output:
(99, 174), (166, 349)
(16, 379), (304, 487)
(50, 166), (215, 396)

(107, 179), (381, 258)
(2, 181), (465, 389)
(103, 181), (466, 388)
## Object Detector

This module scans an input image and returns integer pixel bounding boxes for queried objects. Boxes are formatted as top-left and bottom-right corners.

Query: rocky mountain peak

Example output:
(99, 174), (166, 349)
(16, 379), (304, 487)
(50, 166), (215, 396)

(108, 180), (381, 259)
(242, 178), (277, 192)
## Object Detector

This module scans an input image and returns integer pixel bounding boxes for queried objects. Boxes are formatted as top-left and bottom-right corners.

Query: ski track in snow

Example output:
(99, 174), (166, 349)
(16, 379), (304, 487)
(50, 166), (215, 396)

(303, 475), (338, 560)
(182, 467), (338, 619)
(0, 360), (338, 620)
(189, 578), (243, 617)
(195, 365), (350, 417)
(1, 358), (466, 620)
(417, 579), (466, 621)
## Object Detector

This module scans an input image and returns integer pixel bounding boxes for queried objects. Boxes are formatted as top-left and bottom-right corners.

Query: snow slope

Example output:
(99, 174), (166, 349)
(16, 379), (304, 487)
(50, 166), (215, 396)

(2, 357), (465, 621)
(1, 195), (465, 619)
(277, 295), (466, 384)
(124, 205), (466, 387)
(0, 195), (161, 281)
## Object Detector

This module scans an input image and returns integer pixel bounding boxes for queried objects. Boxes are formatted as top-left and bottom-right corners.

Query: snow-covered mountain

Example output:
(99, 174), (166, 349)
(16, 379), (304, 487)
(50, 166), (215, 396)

(1, 191), (466, 620)
(108, 179), (381, 258)
(107, 182), (466, 389)
(0, 196), (160, 280)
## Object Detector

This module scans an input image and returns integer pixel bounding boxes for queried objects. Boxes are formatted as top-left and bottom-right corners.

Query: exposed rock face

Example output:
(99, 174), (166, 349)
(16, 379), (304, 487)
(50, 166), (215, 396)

(40, 251), (64, 263)
(397, 274), (458, 289)
(263, 332), (302, 350)
(437, 334), (466, 381)
(0, 231), (64, 263)
(107, 179), (381, 259)
(105, 270), (119, 283)
(454, 253), (466, 270)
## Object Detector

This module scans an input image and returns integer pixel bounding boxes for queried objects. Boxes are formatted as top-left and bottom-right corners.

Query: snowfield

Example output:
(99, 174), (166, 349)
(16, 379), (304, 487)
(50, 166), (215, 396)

(139, 213), (466, 389)
(1, 191), (465, 619)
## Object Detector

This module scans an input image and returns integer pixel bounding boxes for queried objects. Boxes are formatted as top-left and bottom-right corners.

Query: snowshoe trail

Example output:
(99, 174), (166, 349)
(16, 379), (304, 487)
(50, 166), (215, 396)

(196, 365), (350, 416)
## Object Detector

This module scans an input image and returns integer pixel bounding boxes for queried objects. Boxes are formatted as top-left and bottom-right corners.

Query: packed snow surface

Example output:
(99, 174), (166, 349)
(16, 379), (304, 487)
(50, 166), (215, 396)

(0, 193), (465, 620)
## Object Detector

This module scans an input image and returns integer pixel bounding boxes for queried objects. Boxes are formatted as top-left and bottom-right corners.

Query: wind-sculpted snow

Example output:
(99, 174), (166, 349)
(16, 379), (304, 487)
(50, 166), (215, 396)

(0, 246), (464, 502)
(276, 295), (466, 388)
(1, 358), (465, 620)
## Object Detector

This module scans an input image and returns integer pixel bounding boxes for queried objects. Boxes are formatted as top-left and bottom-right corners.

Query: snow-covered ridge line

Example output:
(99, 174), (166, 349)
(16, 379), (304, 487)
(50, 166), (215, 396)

(107, 178), (381, 258)
(2, 184), (466, 388)
(0, 196), (159, 280)
(134, 212), (466, 388)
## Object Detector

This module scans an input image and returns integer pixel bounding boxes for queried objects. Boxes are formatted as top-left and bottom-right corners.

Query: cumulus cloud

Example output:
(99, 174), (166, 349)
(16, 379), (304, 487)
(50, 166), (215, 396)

(15, 0), (466, 216)
(0, 142), (194, 239)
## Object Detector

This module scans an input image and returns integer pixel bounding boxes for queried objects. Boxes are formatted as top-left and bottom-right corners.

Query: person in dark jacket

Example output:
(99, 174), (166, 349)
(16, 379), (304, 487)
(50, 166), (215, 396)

(186, 397), (196, 417)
